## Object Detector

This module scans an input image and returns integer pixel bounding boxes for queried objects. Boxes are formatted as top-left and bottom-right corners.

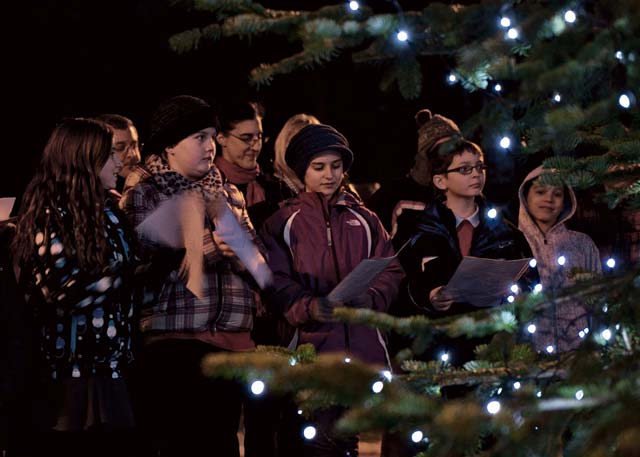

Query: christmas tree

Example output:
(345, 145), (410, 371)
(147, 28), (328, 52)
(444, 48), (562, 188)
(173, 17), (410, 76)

(172, 1), (640, 455)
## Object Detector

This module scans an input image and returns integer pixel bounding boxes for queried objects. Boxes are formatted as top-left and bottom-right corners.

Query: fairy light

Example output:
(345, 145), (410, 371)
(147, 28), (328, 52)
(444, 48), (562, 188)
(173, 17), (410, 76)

(564, 10), (577, 23)
(440, 352), (449, 363)
(510, 284), (519, 294)
(534, 283), (543, 294)
(396, 30), (409, 42)
(527, 323), (537, 334)
(499, 136), (511, 149)
(297, 409), (303, 415)
(513, 381), (521, 390)
(619, 93), (632, 109)
(250, 380), (265, 396)
(606, 258), (616, 268)
(615, 50), (624, 61)
(382, 370), (393, 382)
(601, 328), (612, 341)
(529, 258), (537, 268)
(575, 389), (584, 400)
(536, 391), (542, 398)
(499, 17), (511, 28)
(553, 93), (562, 102)
(348, 1), (360, 11)
(507, 28), (519, 40)
(546, 345), (555, 354)
(447, 73), (457, 84)
(557, 255), (566, 266)
(486, 400), (501, 414)
(289, 357), (297, 366)
(303, 425), (317, 440)
(487, 208), (498, 219)
(344, 357), (352, 363)
(507, 295), (515, 303)
(411, 430), (424, 443)
(372, 381), (384, 394)
(494, 83), (502, 92)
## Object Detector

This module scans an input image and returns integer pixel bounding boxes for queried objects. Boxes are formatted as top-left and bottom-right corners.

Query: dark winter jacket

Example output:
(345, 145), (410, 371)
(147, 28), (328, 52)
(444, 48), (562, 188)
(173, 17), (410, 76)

(402, 198), (537, 316)
(260, 190), (404, 365)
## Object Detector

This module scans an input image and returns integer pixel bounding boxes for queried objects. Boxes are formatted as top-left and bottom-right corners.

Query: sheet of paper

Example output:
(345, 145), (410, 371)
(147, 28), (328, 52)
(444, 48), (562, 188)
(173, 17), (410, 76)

(444, 256), (532, 308)
(327, 255), (396, 303)
(0, 197), (16, 221)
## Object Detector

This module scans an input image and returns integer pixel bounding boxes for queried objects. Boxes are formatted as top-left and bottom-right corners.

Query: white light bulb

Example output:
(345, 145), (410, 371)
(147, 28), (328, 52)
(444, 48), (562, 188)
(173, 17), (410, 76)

(603, 304), (609, 312)
(297, 409), (303, 415)
(486, 400), (501, 415)
(348, 1), (360, 11)
(575, 389), (584, 400)
(372, 381), (384, 394)
(487, 208), (498, 219)
(606, 258), (616, 268)
(579, 330), (585, 338)
(546, 345), (555, 354)
(536, 391), (542, 398)
(557, 255), (566, 266)
(411, 430), (423, 443)
(619, 93), (631, 109)
(507, 28), (519, 40)
(534, 284), (543, 293)
(344, 357), (351, 363)
(448, 73), (457, 83)
(440, 352), (449, 362)
(303, 425), (317, 440)
(382, 370), (393, 382)
(250, 380), (265, 396)
(290, 357), (297, 366)
(497, 387), (503, 395)
(500, 17), (511, 28)
(529, 258), (537, 268)
(499, 136), (511, 149)
(507, 295), (515, 303)
(494, 83), (502, 92)
(601, 328), (612, 341)
(615, 50), (624, 60)
(396, 30), (409, 42)
(510, 284), (519, 294)
(513, 381), (521, 390)
(527, 324), (537, 334)
(564, 10), (576, 23)
(553, 93), (562, 102)
(584, 327), (590, 334)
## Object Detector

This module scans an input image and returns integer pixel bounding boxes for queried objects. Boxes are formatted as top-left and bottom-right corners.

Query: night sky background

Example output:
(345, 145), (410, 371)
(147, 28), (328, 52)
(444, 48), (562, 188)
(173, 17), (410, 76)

(7, 0), (526, 217)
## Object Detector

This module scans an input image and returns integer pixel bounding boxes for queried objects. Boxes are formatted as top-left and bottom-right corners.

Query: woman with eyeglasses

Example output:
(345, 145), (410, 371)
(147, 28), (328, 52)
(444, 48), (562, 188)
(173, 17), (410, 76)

(12, 118), (141, 456)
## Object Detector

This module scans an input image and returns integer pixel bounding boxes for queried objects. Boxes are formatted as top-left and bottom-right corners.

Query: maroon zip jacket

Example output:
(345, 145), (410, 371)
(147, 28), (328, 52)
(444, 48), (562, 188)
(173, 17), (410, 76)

(260, 190), (404, 365)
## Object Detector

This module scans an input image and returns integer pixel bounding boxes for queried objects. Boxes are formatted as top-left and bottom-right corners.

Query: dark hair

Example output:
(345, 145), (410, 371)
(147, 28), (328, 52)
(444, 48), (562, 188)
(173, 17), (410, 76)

(13, 118), (113, 269)
(428, 136), (484, 176)
(95, 113), (134, 131)
(217, 101), (265, 133)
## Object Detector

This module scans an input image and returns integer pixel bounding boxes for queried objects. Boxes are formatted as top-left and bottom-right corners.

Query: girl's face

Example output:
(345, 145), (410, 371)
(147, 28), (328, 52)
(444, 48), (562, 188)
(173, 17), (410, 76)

(217, 118), (263, 170)
(526, 182), (565, 227)
(166, 127), (217, 180)
(303, 152), (344, 198)
(98, 151), (123, 189)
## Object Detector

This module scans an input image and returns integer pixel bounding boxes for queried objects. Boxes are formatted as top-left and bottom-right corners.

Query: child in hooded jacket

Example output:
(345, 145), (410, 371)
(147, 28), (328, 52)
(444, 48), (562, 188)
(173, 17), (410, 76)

(518, 165), (601, 352)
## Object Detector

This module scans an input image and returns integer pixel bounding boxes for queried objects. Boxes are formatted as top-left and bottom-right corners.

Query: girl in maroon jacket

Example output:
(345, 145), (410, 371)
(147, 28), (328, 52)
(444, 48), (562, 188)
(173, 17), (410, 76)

(261, 123), (403, 457)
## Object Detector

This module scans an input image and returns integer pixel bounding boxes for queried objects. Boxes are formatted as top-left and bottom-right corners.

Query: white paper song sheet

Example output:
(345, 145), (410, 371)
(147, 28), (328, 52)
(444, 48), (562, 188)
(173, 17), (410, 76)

(326, 238), (411, 303)
(444, 256), (532, 308)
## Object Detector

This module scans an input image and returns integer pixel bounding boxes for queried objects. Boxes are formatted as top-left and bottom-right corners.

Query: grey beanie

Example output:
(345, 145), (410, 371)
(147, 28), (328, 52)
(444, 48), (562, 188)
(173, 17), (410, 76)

(285, 124), (354, 180)
(144, 95), (218, 155)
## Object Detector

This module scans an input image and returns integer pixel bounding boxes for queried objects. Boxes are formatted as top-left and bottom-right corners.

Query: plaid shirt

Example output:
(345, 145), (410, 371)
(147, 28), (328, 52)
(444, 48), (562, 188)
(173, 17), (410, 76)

(120, 175), (260, 336)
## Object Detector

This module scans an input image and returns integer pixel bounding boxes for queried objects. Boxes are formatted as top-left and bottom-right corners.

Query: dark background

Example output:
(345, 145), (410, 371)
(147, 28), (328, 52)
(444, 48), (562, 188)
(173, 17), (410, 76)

(7, 1), (508, 212)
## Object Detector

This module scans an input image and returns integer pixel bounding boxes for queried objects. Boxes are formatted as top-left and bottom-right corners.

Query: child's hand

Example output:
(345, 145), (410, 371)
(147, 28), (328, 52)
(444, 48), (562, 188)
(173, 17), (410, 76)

(429, 286), (454, 311)
(310, 297), (341, 322)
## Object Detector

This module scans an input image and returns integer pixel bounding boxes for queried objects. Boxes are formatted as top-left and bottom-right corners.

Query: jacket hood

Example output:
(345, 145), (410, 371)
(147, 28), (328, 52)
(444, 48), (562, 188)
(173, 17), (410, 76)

(518, 166), (576, 235)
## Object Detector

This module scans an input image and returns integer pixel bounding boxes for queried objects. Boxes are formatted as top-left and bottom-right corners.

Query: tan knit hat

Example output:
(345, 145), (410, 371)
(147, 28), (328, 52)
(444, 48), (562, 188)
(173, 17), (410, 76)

(415, 109), (462, 157)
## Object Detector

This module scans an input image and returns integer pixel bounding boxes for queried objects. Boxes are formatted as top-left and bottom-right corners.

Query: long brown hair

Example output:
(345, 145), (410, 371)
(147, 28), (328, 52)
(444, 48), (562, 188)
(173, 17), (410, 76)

(13, 118), (113, 270)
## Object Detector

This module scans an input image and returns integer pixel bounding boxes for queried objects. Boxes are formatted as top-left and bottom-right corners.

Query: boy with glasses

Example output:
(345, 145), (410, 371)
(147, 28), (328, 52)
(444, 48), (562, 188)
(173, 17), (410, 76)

(397, 136), (536, 357)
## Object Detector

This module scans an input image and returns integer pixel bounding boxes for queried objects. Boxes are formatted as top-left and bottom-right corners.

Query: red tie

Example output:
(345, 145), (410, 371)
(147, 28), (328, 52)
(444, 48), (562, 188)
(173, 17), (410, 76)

(457, 219), (473, 256)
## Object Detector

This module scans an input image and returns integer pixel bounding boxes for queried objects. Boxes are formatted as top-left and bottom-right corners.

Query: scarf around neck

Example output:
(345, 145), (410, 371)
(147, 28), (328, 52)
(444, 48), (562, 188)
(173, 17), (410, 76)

(146, 154), (224, 198)
(214, 156), (266, 206)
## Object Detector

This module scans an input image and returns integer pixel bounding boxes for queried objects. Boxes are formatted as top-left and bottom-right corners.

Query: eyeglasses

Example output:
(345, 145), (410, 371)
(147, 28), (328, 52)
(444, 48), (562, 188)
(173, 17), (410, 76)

(445, 162), (487, 175)
(227, 132), (264, 146)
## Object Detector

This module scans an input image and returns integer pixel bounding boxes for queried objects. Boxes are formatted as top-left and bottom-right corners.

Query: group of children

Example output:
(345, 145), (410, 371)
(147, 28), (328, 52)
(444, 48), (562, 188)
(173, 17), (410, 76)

(2, 96), (603, 457)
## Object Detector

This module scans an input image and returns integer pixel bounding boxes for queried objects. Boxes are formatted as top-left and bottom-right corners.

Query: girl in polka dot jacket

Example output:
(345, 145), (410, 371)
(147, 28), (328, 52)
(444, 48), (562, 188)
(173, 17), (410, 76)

(12, 118), (141, 452)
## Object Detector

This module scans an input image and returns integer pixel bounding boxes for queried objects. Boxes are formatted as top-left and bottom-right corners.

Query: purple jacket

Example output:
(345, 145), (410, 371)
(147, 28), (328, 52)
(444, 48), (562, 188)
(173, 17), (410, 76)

(260, 190), (404, 365)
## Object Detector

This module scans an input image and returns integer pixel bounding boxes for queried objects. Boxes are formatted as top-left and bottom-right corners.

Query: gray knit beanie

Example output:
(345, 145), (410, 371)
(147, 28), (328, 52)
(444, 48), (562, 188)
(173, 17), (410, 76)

(144, 95), (218, 155)
(286, 124), (354, 181)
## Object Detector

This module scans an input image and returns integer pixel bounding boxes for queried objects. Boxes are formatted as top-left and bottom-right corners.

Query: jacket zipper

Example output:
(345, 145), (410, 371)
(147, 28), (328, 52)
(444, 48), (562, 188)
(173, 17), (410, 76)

(318, 194), (351, 354)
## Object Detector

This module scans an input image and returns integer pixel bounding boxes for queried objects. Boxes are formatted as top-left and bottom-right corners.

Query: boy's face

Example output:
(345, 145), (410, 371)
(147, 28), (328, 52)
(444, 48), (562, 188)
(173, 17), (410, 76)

(432, 149), (485, 200)
(526, 182), (564, 227)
